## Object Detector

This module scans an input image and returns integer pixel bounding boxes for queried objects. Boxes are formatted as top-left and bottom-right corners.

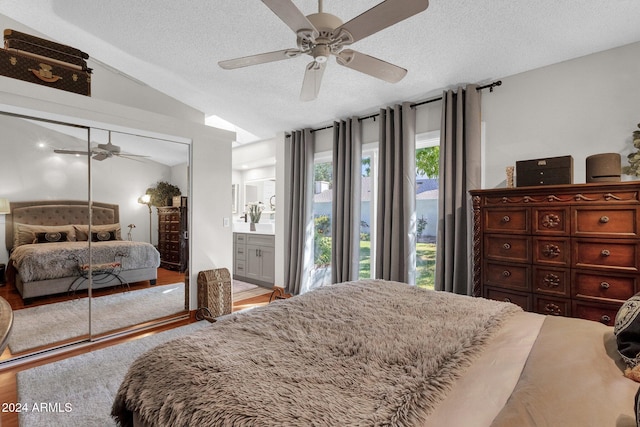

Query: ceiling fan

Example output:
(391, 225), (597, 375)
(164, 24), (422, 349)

(54, 131), (149, 162)
(218, 0), (429, 101)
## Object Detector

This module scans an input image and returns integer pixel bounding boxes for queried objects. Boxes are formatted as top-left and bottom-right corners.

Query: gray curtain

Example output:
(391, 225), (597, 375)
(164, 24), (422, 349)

(435, 85), (482, 295)
(375, 102), (416, 283)
(284, 128), (315, 295)
(331, 118), (362, 284)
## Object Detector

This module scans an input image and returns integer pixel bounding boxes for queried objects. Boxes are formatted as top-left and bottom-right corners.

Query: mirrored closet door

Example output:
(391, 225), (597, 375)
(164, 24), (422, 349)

(0, 112), (91, 359)
(88, 128), (190, 337)
(0, 112), (190, 363)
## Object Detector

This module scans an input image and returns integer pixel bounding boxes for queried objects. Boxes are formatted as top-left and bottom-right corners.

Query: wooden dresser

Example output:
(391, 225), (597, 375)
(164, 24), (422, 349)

(157, 205), (188, 272)
(470, 182), (640, 325)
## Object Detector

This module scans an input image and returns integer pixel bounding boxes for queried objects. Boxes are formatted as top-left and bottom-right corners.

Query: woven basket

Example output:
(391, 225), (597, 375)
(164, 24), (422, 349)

(196, 268), (232, 319)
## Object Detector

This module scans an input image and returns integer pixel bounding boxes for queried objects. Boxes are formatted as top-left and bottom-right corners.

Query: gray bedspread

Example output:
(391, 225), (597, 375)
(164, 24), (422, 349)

(10, 241), (160, 282)
(112, 280), (521, 427)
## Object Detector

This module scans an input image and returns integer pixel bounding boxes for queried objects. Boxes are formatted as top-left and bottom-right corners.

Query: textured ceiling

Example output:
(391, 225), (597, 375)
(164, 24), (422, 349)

(1, 0), (640, 144)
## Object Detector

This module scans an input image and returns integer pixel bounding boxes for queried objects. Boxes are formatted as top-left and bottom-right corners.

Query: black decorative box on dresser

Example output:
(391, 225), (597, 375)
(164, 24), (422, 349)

(470, 182), (640, 326)
(157, 205), (188, 272)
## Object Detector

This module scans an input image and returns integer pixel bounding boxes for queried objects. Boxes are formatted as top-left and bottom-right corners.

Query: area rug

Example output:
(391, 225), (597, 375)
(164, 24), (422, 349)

(17, 321), (209, 427)
(8, 283), (185, 354)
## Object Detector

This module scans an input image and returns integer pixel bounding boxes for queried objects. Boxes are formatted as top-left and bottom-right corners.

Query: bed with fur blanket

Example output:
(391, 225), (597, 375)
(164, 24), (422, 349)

(112, 280), (640, 427)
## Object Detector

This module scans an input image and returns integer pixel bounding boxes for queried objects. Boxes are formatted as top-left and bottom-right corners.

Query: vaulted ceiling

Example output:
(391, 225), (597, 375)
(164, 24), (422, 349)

(1, 1), (639, 143)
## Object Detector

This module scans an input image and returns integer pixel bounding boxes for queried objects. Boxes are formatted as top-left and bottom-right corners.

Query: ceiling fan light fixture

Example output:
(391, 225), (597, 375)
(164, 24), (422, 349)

(312, 44), (331, 63)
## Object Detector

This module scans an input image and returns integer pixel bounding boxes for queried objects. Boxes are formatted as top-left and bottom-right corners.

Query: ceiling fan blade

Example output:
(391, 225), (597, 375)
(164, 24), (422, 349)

(54, 149), (90, 155)
(336, 49), (407, 83)
(92, 152), (109, 161)
(300, 61), (326, 101)
(333, 0), (429, 45)
(218, 49), (303, 69)
(261, 0), (319, 36)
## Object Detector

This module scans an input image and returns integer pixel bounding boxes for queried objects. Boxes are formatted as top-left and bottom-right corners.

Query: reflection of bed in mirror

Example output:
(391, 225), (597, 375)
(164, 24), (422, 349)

(6, 200), (160, 300)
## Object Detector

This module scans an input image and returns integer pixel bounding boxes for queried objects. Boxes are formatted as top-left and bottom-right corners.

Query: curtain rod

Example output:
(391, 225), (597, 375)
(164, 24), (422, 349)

(307, 80), (502, 134)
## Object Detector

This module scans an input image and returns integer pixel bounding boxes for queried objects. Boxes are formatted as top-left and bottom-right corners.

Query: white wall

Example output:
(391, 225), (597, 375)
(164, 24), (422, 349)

(313, 42), (640, 190)
(482, 41), (640, 188)
(0, 13), (205, 124)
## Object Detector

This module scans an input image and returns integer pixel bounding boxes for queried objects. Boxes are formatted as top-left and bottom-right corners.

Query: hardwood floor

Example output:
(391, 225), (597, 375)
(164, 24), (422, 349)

(0, 281), (273, 427)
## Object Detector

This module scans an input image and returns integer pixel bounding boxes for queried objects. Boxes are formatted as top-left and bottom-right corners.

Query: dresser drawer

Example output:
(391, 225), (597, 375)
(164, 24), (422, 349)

(533, 237), (570, 267)
(483, 261), (530, 291)
(484, 208), (529, 234)
(533, 266), (570, 297)
(534, 295), (571, 317)
(533, 207), (570, 235)
(573, 206), (639, 237)
(572, 238), (639, 272)
(485, 234), (531, 263)
(484, 287), (531, 311)
(572, 271), (637, 303)
(572, 301), (620, 326)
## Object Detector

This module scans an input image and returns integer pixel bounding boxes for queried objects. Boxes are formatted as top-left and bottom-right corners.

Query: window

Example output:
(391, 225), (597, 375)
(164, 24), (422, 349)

(359, 145), (378, 279)
(312, 154), (332, 289)
(415, 131), (440, 289)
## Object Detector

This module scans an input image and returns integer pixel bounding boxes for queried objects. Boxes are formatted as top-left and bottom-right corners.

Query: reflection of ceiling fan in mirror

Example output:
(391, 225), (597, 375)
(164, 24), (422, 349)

(218, 0), (429, 101)
(54, 131), (149, 162)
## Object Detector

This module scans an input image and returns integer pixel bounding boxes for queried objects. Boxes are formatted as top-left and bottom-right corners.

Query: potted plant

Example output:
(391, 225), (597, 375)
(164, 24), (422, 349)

(246, 202), (264, 231)
(146, 181), (181, 207)
(623, 123), (640, 176)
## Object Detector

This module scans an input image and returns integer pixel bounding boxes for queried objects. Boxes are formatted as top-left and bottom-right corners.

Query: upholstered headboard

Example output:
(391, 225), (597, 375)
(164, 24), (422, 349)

(5, 200), (119, 251)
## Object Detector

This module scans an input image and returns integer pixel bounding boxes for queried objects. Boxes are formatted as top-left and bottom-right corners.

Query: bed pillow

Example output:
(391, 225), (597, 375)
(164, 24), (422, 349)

(33, 231), (69, 244)
(91, 230), (118, 242)
(74, 224), (122, 241)
(614, 293), (640, 381)
(13, 223), (76, 248)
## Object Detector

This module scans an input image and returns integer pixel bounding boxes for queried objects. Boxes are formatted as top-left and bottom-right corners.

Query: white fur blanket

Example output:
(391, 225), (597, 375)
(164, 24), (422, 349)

(10, 241), (160, 282)
(112, 280), (521, 426)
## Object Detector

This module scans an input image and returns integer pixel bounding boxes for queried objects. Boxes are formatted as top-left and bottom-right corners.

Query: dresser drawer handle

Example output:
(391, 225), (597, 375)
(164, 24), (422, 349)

(600, 281), (610, 289)
(503, 297), (512, 303)
(599, 216), (610, 223)
(503, 243), (511, 250)
(601, 249), (611, 257)
(600, 315), (611, 324)
(502, 215), (510, 223)
(502, 270), (511, 277)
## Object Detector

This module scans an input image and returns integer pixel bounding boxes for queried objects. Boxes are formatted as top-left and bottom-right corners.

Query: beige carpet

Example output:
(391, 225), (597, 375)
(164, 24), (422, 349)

(9, 283), (186, 354)
(9, 282), (272, 354)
